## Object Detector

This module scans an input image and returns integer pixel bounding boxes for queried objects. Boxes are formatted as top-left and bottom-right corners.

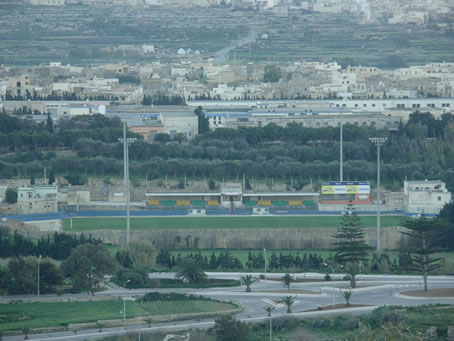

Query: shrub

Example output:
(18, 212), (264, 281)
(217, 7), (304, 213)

(149, 278), (160, 288)
(344, 317), (360, 329)
(324, 273), (332, 281)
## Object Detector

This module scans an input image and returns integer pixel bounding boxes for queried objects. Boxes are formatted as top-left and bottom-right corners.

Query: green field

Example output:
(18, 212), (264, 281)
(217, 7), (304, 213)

(62, 215), (405, 232)
(0, 298), (236, 332)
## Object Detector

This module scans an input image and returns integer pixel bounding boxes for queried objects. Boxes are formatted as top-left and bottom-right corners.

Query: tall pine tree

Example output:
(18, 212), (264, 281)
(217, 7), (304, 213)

(332, 203), (371, 288)
(400, 216), (444, 291)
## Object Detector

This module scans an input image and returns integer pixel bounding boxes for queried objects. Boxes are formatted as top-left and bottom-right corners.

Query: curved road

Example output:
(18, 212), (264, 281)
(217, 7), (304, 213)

(3, 273), (453, 341)
(214, 28), (258, 64)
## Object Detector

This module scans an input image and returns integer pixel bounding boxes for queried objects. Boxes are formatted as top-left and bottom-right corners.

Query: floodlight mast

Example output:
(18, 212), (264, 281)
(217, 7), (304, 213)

(368, 137), (387, 251)
(119, 121), (137, 247)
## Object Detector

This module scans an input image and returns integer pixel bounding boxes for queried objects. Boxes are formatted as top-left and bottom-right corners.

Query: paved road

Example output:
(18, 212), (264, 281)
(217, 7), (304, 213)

(3, 273), (453, 341)
(213, 27), (257, 64)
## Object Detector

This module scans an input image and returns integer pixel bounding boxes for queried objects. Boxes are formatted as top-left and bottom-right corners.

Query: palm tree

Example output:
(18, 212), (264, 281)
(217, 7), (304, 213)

(241, 274), (257, 292)
(175, 259), (207, 284)
(264, 305), (275, 317)
(342, 290), (353, 306)
(281, 295), (297, 313)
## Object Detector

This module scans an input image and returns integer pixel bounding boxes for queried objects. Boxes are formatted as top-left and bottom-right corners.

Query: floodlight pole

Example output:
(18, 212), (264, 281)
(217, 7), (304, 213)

(340, 109), (343, 182)
(119, 122), (136, 248)
(37, 255), (41, 296)
(369, 137), (387, 251)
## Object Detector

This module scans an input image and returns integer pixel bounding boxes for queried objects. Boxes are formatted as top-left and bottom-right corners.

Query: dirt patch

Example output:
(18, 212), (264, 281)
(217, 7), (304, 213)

(401, 288), (454, 297)
(257, 289), (319, 294)
(304, 304), (372, 312)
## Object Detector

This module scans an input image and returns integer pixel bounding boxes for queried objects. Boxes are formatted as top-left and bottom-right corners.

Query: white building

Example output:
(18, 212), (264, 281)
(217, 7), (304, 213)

(17, 185), (58, 214)
(404, 180), (451, 215)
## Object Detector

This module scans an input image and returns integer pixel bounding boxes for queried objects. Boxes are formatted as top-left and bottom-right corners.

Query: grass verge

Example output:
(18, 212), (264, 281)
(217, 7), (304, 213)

(0, 296), (237, 332)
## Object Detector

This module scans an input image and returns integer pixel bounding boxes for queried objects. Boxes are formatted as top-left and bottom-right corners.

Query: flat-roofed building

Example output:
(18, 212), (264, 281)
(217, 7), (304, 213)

(17, 185), (58, 214)
(404, 180), (451, 214)
(205, 109), (399, 131)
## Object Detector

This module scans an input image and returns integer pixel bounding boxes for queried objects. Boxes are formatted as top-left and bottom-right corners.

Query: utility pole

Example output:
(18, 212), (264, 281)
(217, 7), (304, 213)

(369, 137), (387, 251)
(119, 121), (136, 248)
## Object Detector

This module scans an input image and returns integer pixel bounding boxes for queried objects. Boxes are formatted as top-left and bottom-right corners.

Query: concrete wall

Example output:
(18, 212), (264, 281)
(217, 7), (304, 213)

(25, 226), (411, 250)
(23, 219), (62, 232)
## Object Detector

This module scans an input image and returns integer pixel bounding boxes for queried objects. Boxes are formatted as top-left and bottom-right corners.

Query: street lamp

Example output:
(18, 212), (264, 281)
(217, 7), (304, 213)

(122, 296), (134, 329)
(264, 305), (275, 341)
(323, 262), (343, 308)
(123, 279), (131, 289)
(118, 121), (136, 248)
(263, 248), (267, 280)
(369, 137), (388, 251)
(37, 255), (41, 296)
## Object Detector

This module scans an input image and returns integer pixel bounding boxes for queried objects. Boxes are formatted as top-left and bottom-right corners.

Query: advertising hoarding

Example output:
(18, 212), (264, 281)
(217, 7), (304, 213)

(321, 182), (370, 195)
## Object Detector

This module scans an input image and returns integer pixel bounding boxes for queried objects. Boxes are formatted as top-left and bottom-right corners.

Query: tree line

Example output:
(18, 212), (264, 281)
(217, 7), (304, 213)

(1, 111), (454, 191)
(0, 231), (102, 260)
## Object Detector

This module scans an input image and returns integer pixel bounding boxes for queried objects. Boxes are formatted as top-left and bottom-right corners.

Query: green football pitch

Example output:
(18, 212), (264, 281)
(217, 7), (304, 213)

(62, 215), (406, 232)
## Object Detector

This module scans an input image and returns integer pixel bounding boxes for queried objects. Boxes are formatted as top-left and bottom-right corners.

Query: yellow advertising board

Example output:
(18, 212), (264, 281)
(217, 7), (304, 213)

(322, 186), (334, 194)
(346, 185), (358, 194)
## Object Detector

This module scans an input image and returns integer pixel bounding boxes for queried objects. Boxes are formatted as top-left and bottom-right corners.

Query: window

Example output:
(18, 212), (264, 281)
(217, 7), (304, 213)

(438, 196), (442, 201)
(363, 104), (367, 107)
